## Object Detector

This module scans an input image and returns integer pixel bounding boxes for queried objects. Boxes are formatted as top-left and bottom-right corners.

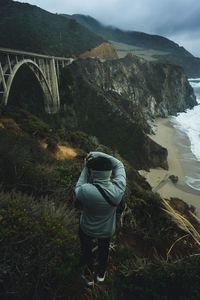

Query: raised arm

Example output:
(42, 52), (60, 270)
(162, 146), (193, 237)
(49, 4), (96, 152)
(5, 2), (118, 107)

(75, 161), (88, 195)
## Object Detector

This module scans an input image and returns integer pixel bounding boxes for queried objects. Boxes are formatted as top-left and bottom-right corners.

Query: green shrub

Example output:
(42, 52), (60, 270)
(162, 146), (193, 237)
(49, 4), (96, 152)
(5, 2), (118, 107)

(0, 191), (79, 300)
(116, 256), (200, 300)
(0, 128), (82, 200)
(1, 107), (50, 137)
(58, 130), (97, 152)
(123, 191), (182, 251)
(56, 163), (81, 185)
(25, 116), (50, 137)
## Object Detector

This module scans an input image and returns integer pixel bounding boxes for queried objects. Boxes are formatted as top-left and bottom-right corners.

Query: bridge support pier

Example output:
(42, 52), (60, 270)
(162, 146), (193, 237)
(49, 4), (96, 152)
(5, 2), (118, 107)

(48, 58), (60, 113)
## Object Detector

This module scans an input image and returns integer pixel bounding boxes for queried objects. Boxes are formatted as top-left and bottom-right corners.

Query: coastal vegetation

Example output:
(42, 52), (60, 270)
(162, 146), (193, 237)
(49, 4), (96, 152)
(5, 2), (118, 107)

(1, 104), (200, 299)
(1, 1), (200, 299)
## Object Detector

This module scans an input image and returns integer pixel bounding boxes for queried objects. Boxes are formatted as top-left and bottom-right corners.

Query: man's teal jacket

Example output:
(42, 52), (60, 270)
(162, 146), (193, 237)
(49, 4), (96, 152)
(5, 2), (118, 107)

(75, 152), (126, 238)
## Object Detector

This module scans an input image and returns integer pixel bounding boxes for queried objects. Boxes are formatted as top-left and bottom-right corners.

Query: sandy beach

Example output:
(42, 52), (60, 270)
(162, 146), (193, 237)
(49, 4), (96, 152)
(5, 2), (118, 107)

(139, 118), (200, 214)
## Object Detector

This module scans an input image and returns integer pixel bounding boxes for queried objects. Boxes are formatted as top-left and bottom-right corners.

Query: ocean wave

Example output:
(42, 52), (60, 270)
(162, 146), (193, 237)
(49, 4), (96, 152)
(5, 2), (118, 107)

(174, 106), (200, 161)
(189, 82), (200, 88)
(186, 176), (200, 191)
(173, 79), (200, 190)
(188, 78), (200, 81)
(173, 77), (200, 161)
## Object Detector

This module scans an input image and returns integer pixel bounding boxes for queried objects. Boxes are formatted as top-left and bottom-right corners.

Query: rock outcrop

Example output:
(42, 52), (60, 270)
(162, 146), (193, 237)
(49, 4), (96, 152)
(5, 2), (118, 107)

(59, 55), (196, 169)
(79, 42), (118, 60)
(73, 54), (197, 118)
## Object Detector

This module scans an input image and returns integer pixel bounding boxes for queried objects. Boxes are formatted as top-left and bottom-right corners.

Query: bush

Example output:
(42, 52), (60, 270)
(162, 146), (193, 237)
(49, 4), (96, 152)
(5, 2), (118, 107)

(25, 116), (50, 137)
(1, 107), (50, 135)
(123, 190), (183, 252)
(0, 191), (79, 300)
(0, 128), (82, 200)
(58, 130), (97, 152)
(116, 256), (200, 300)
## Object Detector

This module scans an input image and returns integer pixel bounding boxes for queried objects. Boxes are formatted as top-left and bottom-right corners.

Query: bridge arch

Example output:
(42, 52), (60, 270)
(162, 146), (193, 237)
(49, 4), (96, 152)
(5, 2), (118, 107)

(3, 59), (55, 113)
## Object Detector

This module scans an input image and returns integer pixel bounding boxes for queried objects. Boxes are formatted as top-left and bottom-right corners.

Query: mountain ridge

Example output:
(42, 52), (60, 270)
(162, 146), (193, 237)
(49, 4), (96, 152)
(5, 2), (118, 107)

(69, 14), (200, 77)
(70, 14), (193, 58)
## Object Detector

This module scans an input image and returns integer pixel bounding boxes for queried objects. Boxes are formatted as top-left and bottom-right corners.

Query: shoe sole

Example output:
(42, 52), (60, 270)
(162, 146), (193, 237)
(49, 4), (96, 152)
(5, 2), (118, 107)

(81, 274), (94, 287)
(96, 274), (106, 283)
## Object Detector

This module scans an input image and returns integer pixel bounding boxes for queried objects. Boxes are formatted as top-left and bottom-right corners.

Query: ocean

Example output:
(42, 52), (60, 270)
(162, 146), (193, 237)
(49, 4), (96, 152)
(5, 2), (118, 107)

(171, 78), (200, 191)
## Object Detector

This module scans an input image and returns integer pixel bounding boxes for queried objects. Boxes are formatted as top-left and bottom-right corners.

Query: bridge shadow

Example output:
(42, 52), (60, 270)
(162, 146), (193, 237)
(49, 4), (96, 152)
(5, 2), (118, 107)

(7, 64), (45, 116)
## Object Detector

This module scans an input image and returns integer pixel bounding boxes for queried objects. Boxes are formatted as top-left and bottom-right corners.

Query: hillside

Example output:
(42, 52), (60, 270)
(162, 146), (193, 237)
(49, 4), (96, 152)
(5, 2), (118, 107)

(1, 101), (200, 300)
(70, 14), (192, 57)
(0, 0), (104, 56)
(70, 14), (200, 77)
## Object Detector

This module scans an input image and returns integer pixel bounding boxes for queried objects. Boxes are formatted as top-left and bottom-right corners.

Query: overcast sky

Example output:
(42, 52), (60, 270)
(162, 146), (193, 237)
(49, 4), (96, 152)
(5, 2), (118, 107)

(15, 0), (200, 57)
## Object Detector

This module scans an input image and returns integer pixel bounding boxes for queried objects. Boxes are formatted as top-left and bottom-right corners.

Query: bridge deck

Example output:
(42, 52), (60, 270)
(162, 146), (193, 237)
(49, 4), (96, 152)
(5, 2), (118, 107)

(0, 47), (72, 62)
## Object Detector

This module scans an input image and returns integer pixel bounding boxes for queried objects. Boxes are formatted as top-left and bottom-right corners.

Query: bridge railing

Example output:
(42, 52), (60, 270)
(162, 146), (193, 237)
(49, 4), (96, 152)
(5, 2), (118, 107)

(0, 47), (74, 63)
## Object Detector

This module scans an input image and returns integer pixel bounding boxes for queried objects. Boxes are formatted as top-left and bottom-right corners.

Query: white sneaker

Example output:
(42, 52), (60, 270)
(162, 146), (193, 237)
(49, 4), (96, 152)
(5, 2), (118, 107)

(81, 272), (94, 287)
(96, 272), (106, 283)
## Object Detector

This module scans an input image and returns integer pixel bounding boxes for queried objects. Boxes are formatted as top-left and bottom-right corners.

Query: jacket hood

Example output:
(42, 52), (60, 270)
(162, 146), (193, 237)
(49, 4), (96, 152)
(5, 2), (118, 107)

(90, 170), (112, 183)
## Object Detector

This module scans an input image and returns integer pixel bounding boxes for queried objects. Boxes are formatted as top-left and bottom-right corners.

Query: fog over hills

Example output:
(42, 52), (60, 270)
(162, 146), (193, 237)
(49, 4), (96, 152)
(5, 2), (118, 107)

(1, 0), (200, 77)
(69, 14), (200, 77)
(70, 14), (192, 57)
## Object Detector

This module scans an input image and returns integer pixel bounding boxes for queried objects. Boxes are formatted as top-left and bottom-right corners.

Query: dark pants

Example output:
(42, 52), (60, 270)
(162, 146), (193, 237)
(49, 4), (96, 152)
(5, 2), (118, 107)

(79, 227), (111, 276)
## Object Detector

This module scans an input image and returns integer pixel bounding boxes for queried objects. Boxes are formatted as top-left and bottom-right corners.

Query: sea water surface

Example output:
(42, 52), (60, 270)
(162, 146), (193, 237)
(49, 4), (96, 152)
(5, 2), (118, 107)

(171, 78), (200, 191)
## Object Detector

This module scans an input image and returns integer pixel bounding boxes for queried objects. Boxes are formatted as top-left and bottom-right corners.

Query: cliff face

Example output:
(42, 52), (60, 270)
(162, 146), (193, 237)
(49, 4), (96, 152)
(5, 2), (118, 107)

(79, 42), (118, 60)
(70, 54), (196, 118)
(59, 55), (196, 169)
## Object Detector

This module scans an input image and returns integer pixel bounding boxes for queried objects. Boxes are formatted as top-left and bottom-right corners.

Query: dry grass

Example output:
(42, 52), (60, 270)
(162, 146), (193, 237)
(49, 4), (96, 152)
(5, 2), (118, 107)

(39, 198), (79, 229)
(110, 40), (169, 61)
(40, 142), (78, 160)
(162, 199), (200, 257)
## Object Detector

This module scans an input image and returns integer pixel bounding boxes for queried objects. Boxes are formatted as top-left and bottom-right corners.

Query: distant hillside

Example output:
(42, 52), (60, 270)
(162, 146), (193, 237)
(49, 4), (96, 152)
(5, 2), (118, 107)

(70, 14), (192, 57)
(70, 14), (200, 77)
(0, 0), (104, 56)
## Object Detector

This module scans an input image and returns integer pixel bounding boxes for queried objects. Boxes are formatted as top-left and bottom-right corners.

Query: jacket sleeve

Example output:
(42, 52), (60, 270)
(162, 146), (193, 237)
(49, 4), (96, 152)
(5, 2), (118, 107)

(89, 151), (126, 193)
(74, 161), (88, 198)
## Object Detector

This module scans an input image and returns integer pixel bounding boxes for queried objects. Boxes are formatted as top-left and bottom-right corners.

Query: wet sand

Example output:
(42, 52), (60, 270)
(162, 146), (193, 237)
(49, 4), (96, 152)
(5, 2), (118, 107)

(139, 118), (200, 214)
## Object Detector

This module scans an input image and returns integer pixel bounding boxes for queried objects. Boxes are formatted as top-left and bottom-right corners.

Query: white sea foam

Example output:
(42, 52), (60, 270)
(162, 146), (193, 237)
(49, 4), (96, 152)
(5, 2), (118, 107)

(189, 78), (200, 81)
(172, 104), (200, 161)
(186, 177), (200, 191)
(189, 82), (200, 88)
(172, 78), (200, 190)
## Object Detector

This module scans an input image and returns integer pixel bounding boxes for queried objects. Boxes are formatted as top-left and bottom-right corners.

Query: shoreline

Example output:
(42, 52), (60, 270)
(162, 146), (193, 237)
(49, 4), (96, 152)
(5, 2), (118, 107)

(139, 118), (200, 214)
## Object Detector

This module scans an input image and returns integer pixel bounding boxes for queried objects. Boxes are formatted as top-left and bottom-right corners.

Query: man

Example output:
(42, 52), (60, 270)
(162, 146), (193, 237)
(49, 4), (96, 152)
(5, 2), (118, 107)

(75, 151), (126, 286)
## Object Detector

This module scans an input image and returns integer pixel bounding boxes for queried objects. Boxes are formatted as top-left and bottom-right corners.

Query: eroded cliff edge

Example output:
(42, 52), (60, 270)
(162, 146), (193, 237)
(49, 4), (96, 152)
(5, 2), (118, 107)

(59, 55), (196, 169)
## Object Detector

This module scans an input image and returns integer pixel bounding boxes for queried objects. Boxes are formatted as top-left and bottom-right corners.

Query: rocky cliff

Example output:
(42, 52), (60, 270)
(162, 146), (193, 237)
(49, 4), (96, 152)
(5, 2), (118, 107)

(71, 54), (196, 118)
(59, 55), (196, 169)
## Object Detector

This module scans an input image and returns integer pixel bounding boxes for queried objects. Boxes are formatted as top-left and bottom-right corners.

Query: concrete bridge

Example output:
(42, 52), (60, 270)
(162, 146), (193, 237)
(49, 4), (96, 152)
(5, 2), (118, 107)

(0, 48), (73, 113)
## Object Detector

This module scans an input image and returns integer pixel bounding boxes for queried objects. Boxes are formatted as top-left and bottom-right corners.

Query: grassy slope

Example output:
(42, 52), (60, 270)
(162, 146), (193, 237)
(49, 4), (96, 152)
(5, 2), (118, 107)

(110, 40), (169, 61)
(1, 107), (200, 299)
